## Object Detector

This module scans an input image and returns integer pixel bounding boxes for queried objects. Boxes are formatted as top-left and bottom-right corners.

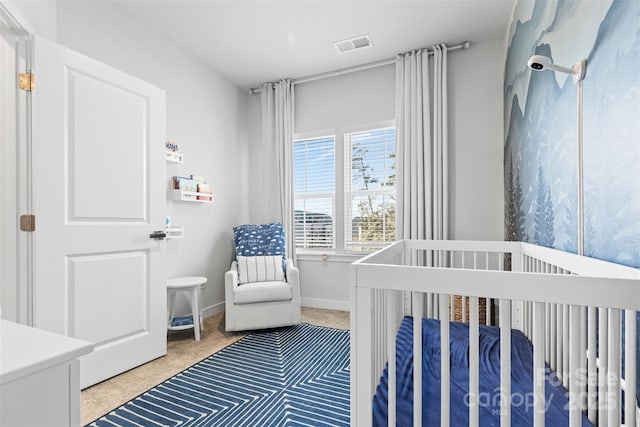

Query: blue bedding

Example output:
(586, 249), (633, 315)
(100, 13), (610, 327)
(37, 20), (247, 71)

(372, 317), (593, 426)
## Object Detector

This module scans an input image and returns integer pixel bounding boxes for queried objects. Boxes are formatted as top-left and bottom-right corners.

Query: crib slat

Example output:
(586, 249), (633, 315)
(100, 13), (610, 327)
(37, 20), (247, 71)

(528, 301), (533, 338)
(469, 297), (479, 427)
(587, 306), (597, 424)
(523, 301), (529, 338)
(530, 301), (534, 338)
(624, 310), (637, 427)
(550, 304), (557, 372)
(563, 305), (570, 389)
(599, 308), (609, 427)
(545, 303), (551, 363)
(440, 294), (450, 427)
(556, 304), (563, 383)
(412, 294), (423, 427)
(580, 307), (587, 411)
(569, 305), (581, 427)
(526, 302), (530, 340)
(500, 299), (511, 427)
(533, 302), (545, 427)
(608, 309), (621, 427)
(353, 287), (373, 426)
(387, 291), (397, 427)
(375, 290), (382, 379)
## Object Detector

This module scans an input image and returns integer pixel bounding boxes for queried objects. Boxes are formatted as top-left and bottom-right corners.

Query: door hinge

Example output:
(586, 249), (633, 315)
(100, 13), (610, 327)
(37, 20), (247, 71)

(18, 72), (34, 91)
(19, 214), (35, 232)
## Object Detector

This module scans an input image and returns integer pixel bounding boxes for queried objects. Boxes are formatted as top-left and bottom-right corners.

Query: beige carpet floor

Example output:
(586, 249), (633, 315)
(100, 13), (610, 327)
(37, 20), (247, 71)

(81, 307), (350, 425)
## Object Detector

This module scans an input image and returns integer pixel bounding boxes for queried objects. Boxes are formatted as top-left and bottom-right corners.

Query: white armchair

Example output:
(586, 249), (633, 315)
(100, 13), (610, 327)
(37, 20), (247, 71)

(225, 258), (301, 332)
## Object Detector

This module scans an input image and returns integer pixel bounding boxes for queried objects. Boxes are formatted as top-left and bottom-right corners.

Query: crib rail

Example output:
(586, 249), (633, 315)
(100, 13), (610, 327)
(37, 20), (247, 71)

(350, 240), (640, 427)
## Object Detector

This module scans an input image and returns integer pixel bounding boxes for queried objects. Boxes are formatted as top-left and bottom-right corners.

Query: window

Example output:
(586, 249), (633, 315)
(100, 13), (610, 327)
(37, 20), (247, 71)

(293, 127), (396, 253)
(345, 128), (396, 252)
(293, 136), (335, 249)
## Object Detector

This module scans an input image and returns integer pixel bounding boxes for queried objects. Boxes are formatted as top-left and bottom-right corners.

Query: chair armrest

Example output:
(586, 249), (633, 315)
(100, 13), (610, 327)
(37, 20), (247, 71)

(285, 258), (300, 300)
(225, 261), (239, 301)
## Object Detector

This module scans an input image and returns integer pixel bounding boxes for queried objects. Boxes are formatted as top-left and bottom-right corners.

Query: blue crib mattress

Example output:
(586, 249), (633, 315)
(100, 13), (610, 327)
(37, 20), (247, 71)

(372, 317), (593, 426)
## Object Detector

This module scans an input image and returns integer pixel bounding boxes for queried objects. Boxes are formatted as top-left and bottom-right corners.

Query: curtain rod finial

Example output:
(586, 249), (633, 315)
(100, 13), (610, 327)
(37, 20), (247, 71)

(462, 41), (470, 49)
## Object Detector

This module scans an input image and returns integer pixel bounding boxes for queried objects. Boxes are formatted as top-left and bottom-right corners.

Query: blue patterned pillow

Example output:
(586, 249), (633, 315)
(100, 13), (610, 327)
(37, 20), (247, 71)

(233, 223), (286, 263)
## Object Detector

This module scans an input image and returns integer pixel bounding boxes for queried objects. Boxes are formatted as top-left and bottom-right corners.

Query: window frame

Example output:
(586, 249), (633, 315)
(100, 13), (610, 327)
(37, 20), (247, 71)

(293, 130), (337, 251)
(293, 120), (396, 255)
(343, 125), (397, 253)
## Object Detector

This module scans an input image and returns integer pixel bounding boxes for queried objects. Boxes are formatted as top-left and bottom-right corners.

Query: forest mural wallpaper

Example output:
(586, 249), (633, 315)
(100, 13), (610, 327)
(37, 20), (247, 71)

(504, 0), (640, 398)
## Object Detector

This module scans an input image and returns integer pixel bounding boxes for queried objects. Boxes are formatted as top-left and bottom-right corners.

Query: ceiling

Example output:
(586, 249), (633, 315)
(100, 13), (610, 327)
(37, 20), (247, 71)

(116, 0), (515, 90)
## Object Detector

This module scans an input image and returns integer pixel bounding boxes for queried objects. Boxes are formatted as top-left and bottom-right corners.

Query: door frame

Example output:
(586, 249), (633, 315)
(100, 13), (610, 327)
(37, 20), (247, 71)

(0, 2), (33, 325)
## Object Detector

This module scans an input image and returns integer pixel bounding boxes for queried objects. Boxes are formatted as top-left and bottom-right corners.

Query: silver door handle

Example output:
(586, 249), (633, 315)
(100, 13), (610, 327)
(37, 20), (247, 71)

(149, 230), (167, 240)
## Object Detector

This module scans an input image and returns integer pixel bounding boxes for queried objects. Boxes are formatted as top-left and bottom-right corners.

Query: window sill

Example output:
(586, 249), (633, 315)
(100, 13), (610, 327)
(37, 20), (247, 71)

(295, 250), (365, 263)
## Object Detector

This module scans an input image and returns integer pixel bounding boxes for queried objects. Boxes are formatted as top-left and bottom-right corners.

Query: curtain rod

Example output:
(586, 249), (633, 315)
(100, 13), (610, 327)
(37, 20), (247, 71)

(249, 41), (469, 94)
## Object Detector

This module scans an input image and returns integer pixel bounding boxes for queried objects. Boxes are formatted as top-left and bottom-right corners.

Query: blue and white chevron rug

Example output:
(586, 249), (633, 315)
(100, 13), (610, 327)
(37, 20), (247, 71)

(87, 324), (350, 426)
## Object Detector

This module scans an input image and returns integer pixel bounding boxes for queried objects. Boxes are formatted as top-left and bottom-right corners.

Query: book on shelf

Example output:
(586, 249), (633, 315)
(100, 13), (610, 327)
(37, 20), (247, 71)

(197, 183), (212, 201)
(173, 176), (198, 200)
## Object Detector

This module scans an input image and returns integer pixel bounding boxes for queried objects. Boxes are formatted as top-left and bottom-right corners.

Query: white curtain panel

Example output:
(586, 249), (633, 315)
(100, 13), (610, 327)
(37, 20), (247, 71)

(395, 45), (449, 244)
(432, 44), (449, 242)
(260, 80), (296, 262)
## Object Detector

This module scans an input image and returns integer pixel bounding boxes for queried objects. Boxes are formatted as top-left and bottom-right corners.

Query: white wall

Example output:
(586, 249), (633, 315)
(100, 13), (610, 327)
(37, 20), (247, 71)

(10, 1), (250, 318)
(4, 1), (56, 40)
(248, 39), (505, 310)
(448, 39), (504, 241)
(294, 64), (396, 134)
(295, 64), (396, 309)
(0, 29), (17, 321)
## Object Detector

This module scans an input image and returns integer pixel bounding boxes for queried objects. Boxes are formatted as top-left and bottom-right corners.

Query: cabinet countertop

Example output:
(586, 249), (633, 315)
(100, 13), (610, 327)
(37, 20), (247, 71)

(0, 320), (93, 385)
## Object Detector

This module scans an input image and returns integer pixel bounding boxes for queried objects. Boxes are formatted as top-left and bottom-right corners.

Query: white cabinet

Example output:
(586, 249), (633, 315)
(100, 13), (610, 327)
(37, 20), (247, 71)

(0, 320), (93, 427)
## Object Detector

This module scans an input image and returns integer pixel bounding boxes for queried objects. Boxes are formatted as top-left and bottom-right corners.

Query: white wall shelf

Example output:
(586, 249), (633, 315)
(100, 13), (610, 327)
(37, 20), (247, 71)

(165, 150), (183, 163)
(171, 189), (213, 203)
(165, 226), (183, 239)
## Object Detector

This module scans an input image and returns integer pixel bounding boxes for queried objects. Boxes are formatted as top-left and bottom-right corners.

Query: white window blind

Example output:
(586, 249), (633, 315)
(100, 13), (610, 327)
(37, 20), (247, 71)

(345, 127), (396, 252)
(293, 136), (335, 249)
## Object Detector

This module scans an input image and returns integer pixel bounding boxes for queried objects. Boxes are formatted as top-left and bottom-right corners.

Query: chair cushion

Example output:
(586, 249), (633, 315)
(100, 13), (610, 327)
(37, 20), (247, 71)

(237, 255), (285, 284)
(233, 281), (292, 304)
(233, 223), (286, 261)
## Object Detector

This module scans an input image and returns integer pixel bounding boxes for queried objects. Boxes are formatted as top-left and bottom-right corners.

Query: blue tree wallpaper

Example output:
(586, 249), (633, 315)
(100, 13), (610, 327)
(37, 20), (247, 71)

(504, 0), (640, 401)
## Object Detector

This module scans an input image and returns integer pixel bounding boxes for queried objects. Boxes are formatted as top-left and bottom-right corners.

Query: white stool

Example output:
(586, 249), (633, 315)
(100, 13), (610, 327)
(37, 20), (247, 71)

(167, 276), (207, 341)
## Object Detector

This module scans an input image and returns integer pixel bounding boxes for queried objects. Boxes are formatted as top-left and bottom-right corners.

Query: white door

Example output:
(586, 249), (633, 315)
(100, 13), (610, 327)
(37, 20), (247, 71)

(31, 36), (167, 388)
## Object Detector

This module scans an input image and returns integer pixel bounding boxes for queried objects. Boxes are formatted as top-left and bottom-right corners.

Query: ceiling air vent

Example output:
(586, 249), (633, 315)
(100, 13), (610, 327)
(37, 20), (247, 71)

(333, 34), (372, 54)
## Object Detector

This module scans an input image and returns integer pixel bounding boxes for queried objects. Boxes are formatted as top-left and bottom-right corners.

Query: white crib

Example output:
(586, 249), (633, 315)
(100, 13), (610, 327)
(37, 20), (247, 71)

(350, 240), (640, 427)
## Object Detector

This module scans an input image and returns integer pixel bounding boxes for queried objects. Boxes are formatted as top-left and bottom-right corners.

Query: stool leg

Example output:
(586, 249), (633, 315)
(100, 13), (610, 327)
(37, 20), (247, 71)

(199, 286), (204, 331)
(167, 290), (177, 329)
(189, 288), (200, 341)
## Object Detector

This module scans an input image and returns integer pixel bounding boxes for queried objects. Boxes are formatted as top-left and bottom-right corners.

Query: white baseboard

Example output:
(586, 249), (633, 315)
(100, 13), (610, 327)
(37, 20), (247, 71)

(200, 299), (350, 318)
(301, 297), (350, 312)
(201, 301), (225, 319)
